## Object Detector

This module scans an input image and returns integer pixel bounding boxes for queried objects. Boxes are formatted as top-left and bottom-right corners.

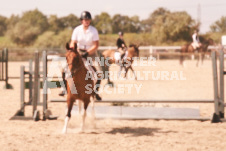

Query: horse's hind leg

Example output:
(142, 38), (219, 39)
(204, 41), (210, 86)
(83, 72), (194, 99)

(62, 97), (74, 134)
(201, 53), (205, 65)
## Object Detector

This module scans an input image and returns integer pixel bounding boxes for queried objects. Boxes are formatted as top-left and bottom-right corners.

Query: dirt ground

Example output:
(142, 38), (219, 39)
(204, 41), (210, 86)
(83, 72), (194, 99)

(1, 59), (226, 151)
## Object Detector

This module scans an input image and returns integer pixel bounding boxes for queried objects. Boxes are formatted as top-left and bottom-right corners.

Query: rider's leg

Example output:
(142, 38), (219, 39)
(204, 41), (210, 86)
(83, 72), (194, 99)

(59, 70), (67, 96)
(91, 53), (103, 101)
(118, 48), (125, 59)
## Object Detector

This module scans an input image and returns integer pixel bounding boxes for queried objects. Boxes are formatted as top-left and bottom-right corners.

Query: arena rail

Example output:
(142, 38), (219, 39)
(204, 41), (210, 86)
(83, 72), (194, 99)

(12, 51), (57, 121)
(0, 48), (12, 89)
(211, 48), (226, 123)
(46, 49), (221, 121)
(11, 46), (224, 121)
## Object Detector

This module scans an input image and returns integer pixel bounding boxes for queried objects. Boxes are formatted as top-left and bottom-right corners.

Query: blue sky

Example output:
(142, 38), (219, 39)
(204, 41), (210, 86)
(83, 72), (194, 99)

(0, 0), (226, 33)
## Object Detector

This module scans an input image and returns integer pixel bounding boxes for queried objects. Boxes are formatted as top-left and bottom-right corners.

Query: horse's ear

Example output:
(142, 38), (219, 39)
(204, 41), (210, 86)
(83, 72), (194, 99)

(73, 43), (77, 51)
(66, 43), (70, 50)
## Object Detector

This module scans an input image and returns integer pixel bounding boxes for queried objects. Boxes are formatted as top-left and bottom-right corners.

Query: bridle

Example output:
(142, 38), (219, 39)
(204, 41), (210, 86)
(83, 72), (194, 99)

(66, 50), (83, 77)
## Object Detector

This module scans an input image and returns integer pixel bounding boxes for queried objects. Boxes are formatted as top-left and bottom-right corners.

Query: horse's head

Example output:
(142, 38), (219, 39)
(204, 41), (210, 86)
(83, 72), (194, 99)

(65, 43), (81, 74)
(207, 38), (214, 45)
(128, 44), (139, 57)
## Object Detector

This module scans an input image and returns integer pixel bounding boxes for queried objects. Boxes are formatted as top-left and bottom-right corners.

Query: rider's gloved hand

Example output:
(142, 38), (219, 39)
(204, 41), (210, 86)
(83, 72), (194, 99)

(81, 52), (89, 58)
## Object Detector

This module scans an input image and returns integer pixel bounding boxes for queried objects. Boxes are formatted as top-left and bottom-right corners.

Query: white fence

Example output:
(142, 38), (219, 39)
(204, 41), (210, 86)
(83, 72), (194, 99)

(98, 45), (219, 59)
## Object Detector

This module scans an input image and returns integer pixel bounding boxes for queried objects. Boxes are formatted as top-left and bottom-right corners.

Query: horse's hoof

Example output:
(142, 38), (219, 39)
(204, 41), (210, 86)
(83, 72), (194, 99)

(106, 84), (114, 87)
(58, 92), (65, 96)
(107, 82), (114, 87)
(95, 94), (102, 101)
(79, 127), (85, 133)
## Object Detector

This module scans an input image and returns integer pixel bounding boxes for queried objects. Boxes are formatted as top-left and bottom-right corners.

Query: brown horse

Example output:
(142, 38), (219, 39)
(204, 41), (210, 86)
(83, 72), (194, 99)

(101, 44), (139, 85)
(62, 43), (96, 133)
(180, 38), (214, 67)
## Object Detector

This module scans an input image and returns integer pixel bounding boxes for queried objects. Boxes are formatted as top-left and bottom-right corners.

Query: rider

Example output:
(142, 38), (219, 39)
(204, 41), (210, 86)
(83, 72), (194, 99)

(59, 11), (102, 101)
(192, 29), (201, 50)
(116, 31), (127, 59)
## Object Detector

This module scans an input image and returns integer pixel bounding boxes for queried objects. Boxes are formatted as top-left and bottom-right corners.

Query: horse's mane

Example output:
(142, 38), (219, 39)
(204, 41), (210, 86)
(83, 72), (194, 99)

(65, 42), (85, 70)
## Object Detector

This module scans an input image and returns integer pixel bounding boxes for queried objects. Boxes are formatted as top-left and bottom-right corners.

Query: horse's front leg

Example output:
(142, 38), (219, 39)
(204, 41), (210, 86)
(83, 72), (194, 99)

(106, 71), (114, 87)
(196, 53), (201, 67)
(130, 66), (137, 80)
(104, 64), (113, 86)
(118, 65), (123, 78)
(124, 66), (129, 78)
(90, 96), (96, 128)
(77, 99), (82, 115)
(62, 97), (74, 134)
(80, 100), (90, 132)
(179, 54), (184, 66)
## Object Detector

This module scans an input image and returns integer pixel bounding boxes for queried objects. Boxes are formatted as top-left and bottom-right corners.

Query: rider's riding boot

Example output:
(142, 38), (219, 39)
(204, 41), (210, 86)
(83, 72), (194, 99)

(121, 52), (125, 60)
(95, 79), (102, 101)
(59, 72), (67, 96)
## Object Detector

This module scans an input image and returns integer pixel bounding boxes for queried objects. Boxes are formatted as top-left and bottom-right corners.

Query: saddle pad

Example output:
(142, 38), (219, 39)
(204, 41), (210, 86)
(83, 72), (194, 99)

(114, 52), (121, 61)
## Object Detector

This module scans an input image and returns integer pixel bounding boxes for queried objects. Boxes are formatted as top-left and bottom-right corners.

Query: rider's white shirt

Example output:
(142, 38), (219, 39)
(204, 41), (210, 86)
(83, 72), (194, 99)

(71, 24), (99, 50)
(192, 33), (199, 43)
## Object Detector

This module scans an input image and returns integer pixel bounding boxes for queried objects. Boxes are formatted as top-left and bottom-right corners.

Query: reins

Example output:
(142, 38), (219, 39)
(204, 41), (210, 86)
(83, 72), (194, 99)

(67, 50), (84, 77)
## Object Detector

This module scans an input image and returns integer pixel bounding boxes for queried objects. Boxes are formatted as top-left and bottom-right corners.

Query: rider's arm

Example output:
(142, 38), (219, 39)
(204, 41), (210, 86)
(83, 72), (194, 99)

(87, 40), (99, 55)
(70, 40), (77, 48)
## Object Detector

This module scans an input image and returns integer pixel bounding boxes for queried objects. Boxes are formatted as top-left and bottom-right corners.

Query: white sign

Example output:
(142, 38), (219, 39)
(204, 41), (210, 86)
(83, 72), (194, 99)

(222, 35), (226, 45)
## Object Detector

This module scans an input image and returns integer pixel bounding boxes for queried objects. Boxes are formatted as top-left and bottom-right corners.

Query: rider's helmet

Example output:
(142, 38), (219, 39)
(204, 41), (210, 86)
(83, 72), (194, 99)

(80, 11), (92, 20)
(194, 29), (199, 33)
(118, 31), (123, 36)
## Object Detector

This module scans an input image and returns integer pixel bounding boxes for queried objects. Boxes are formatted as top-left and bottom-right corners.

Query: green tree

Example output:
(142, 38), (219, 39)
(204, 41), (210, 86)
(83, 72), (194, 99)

(210, 16), (226, 33)
(112, 14), (135, 33)
(59, 14), (80, 29)
(150, 8), (195, 43)
(8, 9), (49, 45)
(48, 15), (64, 33)
(93, 12), (112, 34)
(8, 21), (41, 45)
(0, 15), (7, 36)
(34, 31), (56, 48)
(163, 11), (194, 41)
(6, 15), (20, 29)
(142, 7), (170, 32)
(20, 9), (49, 32)
(130, 15), (141, 33)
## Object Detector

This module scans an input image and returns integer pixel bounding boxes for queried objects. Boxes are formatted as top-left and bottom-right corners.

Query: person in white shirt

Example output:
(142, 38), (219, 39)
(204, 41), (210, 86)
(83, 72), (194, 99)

(192, 30), (201, 50)
(59, 11), (102, 101)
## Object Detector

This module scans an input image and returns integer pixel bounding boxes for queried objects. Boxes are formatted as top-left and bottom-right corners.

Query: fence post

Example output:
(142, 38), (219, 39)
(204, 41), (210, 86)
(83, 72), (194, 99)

(20, 66), (25, 116)
(219, 49), (225, 118)
(4, 48), (8, 88)
(42, 51), (48, 120)
(211, 51), (221, 123)
(28, 59), (33, 104)
(33, 51), (40, 121)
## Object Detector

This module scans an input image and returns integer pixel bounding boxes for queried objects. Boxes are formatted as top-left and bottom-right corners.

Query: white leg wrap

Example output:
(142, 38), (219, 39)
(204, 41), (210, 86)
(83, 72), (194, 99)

(62, 116), (70, 134)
